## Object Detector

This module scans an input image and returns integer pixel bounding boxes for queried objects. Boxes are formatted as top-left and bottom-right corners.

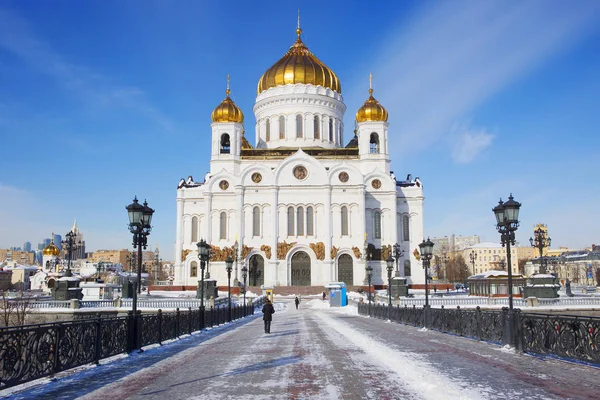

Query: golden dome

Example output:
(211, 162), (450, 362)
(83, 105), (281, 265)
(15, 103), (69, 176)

(241, 131), (253, 149)
(43, 240), (61, 257)
(211, 77), (244, 123)
(355, 75), (388, 123)
(257, 24), (341, 94)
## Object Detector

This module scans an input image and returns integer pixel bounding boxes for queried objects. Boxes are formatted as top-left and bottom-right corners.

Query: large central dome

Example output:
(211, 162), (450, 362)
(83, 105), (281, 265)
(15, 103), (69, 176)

(257, 27), (341, 94)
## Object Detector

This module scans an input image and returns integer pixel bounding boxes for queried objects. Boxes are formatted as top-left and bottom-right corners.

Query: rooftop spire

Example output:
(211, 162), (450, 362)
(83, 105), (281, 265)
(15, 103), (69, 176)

(296, 9), (302, 40)
(369, 73), (373, 96)
(226, 74), (231, 97)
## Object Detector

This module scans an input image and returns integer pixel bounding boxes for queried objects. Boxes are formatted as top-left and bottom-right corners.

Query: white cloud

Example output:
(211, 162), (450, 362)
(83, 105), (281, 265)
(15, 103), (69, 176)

(346, 1), (600, 153)
(451, 124), (495, 164)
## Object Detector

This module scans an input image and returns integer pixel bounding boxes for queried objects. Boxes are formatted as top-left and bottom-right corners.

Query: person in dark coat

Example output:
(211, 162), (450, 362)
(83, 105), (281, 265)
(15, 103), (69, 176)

(262, 299), (275, 333)
(294, 296), (300, 310)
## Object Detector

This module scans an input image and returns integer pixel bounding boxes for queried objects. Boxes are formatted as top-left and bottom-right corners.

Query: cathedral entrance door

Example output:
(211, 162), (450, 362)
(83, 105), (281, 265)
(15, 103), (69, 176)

(248, 255), (264, 287)
(291, 251), (311, 286)
(337, 254), (353, 286)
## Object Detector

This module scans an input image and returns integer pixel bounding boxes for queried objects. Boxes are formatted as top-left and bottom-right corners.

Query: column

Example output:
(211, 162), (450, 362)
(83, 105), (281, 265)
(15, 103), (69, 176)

(205, 192), (213, 243)
(324, 186), (332, 260)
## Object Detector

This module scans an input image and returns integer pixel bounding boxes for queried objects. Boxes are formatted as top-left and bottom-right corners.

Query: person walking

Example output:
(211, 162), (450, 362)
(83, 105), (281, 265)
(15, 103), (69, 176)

(322, 291), (326, 301)
(294, 296), (300, 310)
(262, 299), (275, 333)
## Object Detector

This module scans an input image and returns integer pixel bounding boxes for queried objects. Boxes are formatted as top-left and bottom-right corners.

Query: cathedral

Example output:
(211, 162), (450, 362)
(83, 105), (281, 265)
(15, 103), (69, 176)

(174, 22), (424, 288)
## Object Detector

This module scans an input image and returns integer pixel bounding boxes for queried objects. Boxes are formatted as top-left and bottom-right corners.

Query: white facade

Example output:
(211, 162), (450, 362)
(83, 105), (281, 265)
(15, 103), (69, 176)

(174, 31), (425, 288)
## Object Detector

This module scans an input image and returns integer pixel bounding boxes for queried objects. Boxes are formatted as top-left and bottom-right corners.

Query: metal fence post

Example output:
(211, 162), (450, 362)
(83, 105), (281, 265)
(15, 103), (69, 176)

(176, 307), (180, 337)
(94, 313), (102, 365)
(514, 309), (522, 352)
(158, 309), (163, 345)
(188, 307), (192, 334)
(127, 311), (134, 353)
(52, 324), (63, 374)
(475, 306), (481, 341)
(135, 311), (143, 352)
(441, 305), (445, 333)
(456, 306), (462, 337)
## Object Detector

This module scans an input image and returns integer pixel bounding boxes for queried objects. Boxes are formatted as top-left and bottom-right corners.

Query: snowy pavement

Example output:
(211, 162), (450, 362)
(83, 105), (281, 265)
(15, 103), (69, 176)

(3, 299), (599, 399)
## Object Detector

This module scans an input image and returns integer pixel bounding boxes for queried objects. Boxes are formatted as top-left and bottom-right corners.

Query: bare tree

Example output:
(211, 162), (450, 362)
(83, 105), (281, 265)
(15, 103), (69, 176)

(446, 255), (469, 283)
(0, 291), (32, 327)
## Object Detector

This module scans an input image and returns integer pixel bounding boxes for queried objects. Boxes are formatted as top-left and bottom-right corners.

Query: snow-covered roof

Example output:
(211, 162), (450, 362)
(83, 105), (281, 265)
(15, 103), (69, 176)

(468, 242), (504, 249)
(58, 276), (81, 281)
(531, 274), (555, 278)
(468, 270), (525, 279)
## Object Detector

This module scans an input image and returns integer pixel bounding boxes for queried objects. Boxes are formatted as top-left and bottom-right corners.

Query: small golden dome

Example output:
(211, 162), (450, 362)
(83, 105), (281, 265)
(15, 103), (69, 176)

(211, 76), (244, 123)
(241, 131), (253, 149)
(43, 240), (61, 257)
(355, 75), (388, 123)
(257, 24), (341, 94)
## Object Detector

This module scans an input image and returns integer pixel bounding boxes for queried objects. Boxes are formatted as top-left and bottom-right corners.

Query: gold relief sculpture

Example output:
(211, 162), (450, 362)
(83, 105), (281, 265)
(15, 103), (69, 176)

(251, 172), (262, 183)
(241, 245), (253, 259)
(219, 180), (229, 190)
(293, 165), (308, 180)
(352, 246), (362, 260)
(277, 241), (296, 260)
(330, 246), (339, 260)
(309, 242), (325, 260)
(209, 245), (235, 262)
(261, 245), (272, 260)
(381, 244), (392, 261)
(181, 249), (192, 260)
(371, 179), (382, 189)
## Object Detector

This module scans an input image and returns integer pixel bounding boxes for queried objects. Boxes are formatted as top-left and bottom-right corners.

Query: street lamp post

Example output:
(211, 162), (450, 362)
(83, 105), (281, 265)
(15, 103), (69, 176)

(126, 197), (154, 296)
(386, 255), (394, 320)
(530, 227), (551, 274)
(61, 230), (81, 277)
(393, 243), (404, 277)
(492, 194), (521, 313)
(419, 238), (434, 311)
(366, 261), (373, 317)
(241, 265), (248, 316)
(225, 256), (233, 322)
(469, 250), (477, 276)
(197, 239), (210, 328)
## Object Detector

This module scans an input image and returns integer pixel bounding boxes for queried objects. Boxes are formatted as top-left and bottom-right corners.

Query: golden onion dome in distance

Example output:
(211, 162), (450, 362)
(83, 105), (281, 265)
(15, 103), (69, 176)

(211, 75), (244, 123)
(355, 74), (388, 123)
(43, 235), (61, 257)
(257, 12), (341, 94)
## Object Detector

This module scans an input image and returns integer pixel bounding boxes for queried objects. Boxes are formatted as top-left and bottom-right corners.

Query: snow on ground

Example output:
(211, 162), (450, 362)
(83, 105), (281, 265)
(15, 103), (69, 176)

(311, 304), (488, 400)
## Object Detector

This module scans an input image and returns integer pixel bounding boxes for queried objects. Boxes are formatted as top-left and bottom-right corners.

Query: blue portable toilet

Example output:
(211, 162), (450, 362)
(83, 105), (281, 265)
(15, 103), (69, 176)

(325, 282), (347, 307)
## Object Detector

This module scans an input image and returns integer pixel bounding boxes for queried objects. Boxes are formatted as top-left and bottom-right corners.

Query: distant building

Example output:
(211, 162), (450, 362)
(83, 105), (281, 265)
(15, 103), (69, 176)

(63, 220), (86, 260)
(90, 249), (130, 265)
(53, 234), (62, 251)
(431, 234), (480, 256)
(461, 242), (518, 276)
(0, 249), (35, 265)
(23, 242), (32, 252)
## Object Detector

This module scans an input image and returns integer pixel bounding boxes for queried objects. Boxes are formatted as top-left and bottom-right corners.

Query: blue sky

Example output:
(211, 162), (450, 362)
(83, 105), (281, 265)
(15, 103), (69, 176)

(1, 0), (599, 261)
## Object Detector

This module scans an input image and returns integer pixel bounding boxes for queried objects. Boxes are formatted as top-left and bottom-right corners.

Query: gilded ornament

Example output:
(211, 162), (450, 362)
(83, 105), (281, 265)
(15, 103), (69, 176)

(251, 172), (262, 183)
(277, 241), (296, 260)
(261, 245), (272, 260)
(338, 172), (349, 183)
(219, 180), (229, 190)
(309, 242), (325, 260)
(352, 246), (362, 260)
(293, 165), (308, 180)
(209, 245), (235, 262)
(381, 244), (392, 261)
(371, 179), (381, 189)
(181, 249), (192, 261)
(330, 246), (339, 260)
(257, 24), (341, 94)
(212, 76), (244, 123)
(355, 74), (388, 123)
(241, 245), (254, 259)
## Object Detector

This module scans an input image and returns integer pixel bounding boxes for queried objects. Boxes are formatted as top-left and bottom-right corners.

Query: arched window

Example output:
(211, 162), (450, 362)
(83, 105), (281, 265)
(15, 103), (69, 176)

(190, 261), (198, 277)
(306, 206), (314, 236)
(314, 116), (320, 139)
(329, 119), (333, 141)
(279, 116), (285, 139)
(341, 206), (348, 236)
(370, 132), (379, 154)
(374, 211), (381, 239)
(403, 215), (410, 242)
(191, 216), (198, 243)
(220, 212), (227, 240)
(265, 119), (270, 142)
(253, 206), (260, 236)
(297, 206), (304, 236)
(287, 207), (295, 236)
(296, 115), (303, 138)
(220, 134), (230, 154)
(404, 259), (411, 276)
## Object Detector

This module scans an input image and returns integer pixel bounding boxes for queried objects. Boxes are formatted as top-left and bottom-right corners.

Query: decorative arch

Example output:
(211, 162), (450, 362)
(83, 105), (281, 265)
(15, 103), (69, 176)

(248, 254), (265, 287)
(337, 253), (353, 286)
(191, 216), (198, 243)
(370, 132), (379, 153)
(220, 212), (227, 240)
(291, 251), (311, 286)
(190, 261), (198, 277)
(252, 206), (260, 236)
(220, 134), (231, 154)
(404, 259), (412, 276)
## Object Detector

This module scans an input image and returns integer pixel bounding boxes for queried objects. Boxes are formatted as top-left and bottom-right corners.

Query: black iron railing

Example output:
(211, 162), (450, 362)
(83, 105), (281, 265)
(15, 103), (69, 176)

(0, 297), (265, 390)
(359, 303), (600, 365)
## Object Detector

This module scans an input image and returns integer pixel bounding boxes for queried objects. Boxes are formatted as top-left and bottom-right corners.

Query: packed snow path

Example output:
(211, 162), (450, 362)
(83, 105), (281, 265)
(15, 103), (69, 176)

(6, 299), (600, 400)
